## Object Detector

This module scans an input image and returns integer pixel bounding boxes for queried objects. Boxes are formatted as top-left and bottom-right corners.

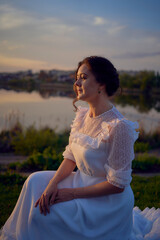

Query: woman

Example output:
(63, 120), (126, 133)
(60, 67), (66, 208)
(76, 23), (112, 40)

(1, 56), (160, 240)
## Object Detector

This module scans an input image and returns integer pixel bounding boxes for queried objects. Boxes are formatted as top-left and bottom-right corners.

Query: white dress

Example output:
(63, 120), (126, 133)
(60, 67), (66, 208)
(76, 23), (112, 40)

(1, 105), (160, 240)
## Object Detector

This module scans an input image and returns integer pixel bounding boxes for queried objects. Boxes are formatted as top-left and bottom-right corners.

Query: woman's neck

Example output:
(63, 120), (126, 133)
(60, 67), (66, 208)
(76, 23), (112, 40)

(88, 99), (113, 118)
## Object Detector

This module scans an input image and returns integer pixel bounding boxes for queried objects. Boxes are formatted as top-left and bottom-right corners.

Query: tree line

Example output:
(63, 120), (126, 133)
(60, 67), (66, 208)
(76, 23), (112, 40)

(119, 71), (160, 93)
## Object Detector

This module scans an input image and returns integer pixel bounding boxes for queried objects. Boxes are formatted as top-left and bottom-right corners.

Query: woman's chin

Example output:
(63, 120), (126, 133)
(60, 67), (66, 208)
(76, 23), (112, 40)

(78, 94), (86, 101)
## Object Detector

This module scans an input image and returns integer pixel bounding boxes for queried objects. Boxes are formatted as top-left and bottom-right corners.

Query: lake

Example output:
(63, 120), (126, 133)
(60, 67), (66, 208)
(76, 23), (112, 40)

(0, 89), (160, 134)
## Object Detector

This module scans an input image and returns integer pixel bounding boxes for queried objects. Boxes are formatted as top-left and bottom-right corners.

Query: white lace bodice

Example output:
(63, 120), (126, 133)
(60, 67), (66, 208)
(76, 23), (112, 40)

(63, 105), (139, 188)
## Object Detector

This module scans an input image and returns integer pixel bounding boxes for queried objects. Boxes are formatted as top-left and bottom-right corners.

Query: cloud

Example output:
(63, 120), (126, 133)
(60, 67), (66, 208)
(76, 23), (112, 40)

(0, 3), (160, 72)
(0, 4), (125, 38)
(0, 3), (76, 34)
(40, 17), (76, 33)
(92, 16), (126, 36)
(0, 54), (49, 70)
(0, 40), (24, 51)
(114, 51), (160, 59)
(107, 25), (126, 35)
(0, 4), (34, 30)
(0, 53), (74, 72)
(93, 17), (106, 25)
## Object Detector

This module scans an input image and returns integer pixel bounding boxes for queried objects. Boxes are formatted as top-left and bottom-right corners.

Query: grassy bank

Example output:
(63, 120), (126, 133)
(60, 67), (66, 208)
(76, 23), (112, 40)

(1, 122), (160, 155)
(0, 173), (160, 229)
(0, 123), (69, 155)
(1, 122), (160, 174)
(4, 151), (160, 174)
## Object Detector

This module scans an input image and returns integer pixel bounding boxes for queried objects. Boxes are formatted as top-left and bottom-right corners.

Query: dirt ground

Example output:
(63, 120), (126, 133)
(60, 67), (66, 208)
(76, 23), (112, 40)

(0, 154), (27, 164)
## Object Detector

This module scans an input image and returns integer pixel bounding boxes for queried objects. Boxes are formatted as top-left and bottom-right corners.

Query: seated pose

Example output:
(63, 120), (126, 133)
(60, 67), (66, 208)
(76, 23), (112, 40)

(1, 56), (160, 240)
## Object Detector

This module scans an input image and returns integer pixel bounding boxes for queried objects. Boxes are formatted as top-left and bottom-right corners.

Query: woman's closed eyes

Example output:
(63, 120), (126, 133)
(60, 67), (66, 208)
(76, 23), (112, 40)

(76, 73), (88, 81)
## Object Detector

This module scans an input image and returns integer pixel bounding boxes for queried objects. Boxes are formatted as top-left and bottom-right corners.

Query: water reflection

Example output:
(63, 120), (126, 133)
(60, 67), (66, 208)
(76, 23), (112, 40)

(0, 88), (160, 134)
(38, 86), (160, 113)
(114, 94), (160, 113)
(39, 89), (75, 99)
(1, 85), (160, 113)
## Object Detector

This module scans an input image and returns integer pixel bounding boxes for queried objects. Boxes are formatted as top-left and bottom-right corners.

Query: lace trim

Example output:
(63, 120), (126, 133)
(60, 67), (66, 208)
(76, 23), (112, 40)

(104, 163), (132, 188)
(70, 107), (139, 149)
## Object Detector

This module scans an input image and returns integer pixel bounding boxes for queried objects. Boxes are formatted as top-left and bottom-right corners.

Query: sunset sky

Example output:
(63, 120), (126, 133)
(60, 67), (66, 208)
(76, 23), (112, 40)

(0, 0), (160, 72)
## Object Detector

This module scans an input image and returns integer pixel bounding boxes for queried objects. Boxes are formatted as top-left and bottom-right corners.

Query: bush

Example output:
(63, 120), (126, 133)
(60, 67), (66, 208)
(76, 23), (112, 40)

(7, 147), (63, 172)
(8, 162), (20, 171)
(138, 128), (160, 150)
(0, 122), (23, 153)
(134, 142), (150, 153)
(132, 153), (160, 172)
(11, 126), (69, 155)
(0, 121), (70, 155)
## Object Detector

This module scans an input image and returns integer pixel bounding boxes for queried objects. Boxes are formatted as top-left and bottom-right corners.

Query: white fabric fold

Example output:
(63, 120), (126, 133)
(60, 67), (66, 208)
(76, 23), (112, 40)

(130, 207), (160, 240)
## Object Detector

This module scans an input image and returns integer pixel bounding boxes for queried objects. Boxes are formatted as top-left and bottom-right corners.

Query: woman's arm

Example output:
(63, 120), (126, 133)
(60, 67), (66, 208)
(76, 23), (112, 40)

(53, 181), (124, 204)
(50, 158), (76, 185)
(74, 181), (124, 198)
(35, 158), (76, 215)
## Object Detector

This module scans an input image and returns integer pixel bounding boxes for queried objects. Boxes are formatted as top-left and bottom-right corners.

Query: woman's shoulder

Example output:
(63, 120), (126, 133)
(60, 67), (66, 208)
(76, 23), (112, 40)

(101, 107), (139, 141)
(102, 105), (138, 129)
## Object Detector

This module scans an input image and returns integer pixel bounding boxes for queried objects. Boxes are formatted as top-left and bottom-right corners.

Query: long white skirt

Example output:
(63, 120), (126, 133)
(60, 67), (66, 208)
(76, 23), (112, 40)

(0, 170), (160, 240)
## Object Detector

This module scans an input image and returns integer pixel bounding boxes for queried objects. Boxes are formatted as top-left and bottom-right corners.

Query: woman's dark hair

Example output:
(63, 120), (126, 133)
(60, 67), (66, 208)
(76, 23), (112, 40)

(73, 56), (120, 111)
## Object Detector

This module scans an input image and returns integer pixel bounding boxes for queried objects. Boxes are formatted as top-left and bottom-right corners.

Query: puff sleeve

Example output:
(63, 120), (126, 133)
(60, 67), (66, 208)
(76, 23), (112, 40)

(62, 136), (76, 163)
(62, 106), (88, 163)
(62, 116), (77, 163)
(104, 120), (139, 188)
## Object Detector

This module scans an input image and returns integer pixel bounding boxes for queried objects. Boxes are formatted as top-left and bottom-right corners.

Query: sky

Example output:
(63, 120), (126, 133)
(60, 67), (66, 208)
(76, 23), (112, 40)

(0, 0), (160, 72)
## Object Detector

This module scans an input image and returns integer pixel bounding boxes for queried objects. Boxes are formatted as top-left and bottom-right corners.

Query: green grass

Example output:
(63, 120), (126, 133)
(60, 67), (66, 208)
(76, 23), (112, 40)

(131, 175), (160, 209)
(0, 174), (160, 229)
(0, 173), (26, 228)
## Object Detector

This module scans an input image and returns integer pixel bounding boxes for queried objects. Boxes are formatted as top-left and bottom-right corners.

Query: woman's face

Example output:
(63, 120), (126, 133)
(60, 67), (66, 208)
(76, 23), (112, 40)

(75, 64), (101, 102)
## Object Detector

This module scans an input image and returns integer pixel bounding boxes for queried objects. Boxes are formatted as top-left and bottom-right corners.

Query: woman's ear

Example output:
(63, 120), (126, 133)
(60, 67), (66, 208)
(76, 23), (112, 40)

(99, 84), (106, 92)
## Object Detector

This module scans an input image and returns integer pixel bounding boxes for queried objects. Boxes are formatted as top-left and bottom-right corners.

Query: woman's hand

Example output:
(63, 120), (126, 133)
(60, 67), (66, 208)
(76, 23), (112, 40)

(34, 181), (58, 216)
(54, 188), (75, 204)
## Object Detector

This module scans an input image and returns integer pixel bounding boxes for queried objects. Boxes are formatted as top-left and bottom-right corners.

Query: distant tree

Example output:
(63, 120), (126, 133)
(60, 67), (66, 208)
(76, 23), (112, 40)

(137, 71), (155, 92)
(119, 70), (158, 92)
